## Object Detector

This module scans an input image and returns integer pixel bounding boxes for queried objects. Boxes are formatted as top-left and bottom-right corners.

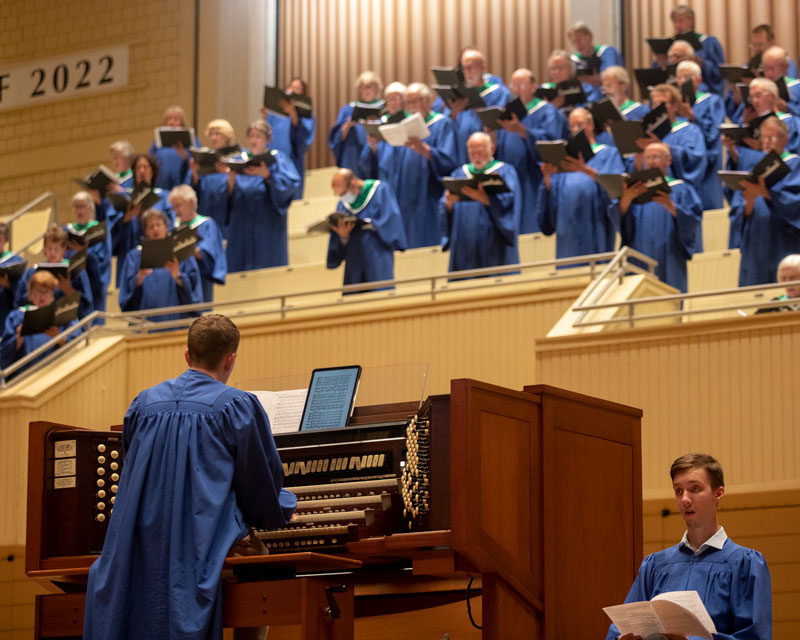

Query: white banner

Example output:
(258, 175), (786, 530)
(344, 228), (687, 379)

(0, 45), (129, 112)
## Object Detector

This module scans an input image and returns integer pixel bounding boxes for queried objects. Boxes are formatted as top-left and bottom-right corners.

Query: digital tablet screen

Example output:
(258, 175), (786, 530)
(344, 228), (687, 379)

(298, 365), (362, 432)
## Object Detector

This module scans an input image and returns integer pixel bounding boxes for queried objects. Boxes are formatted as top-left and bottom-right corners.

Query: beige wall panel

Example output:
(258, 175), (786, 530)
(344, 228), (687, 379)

(279, 0), (571, 170)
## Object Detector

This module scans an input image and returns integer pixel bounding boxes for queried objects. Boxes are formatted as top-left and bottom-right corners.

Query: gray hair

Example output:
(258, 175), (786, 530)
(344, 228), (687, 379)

(71, 191), (94, 208)
(109, 140), (135, 160)
(677, 60), (702, 79)
(384, 82), (407, 98)
(668, 40), (695, 58)
(168, 184), (198, 207)
(601, 66), (630, 86)
(406, 82), (434, 102)
(750, 77), (779, 98)
(778, 254), (800, 274)
(354, 70), (384, 97)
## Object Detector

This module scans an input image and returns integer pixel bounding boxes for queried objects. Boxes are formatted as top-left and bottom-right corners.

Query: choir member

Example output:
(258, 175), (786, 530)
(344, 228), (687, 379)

(108, 140), (136, 188)
(118, 209), (203, 323)
(727, 77), (800, 155)
(596, 66), (650, 146)
(148, 105), (194, 191)
(776, 255), (800, 306)
(359, 82), (457, 248)
(759, 47), (800, 117)
(728, 116), (800, 286)
(536, 108), (624, 260)
(0, 222), (24, 332)
(750, 24), (798, 78)
(676, 60), (725, 209)
(447, 48), (511, 165)
(65, 192), (111, 315)
(541, 50), (602, 110)
(567, 21), (624, 87)
(439, 132), (520, 273)
(1, 271), (77, 373)
(606, 454), (771, 640)
(15, 224), (94, 320)
(668, 5), (724, 95)
(630, 84), (707, 200)
(329, 71), (384, 175)
(382, 81), (407, 120)
(262, 77), (316, 200)
(615, 142), (703, 293)
(225, 120), (300, 273)
(328, 168), (407, 290)
(496, 68), (569, 233)
(170, 185), (226, 303)
(190, 118), (240, 233)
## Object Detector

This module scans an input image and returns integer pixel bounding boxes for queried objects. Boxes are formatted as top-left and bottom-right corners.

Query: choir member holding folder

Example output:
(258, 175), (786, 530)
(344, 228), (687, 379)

(65, 192), (111, 315)
(261, 77), (316, 200)
(758, 47), (800, 117)
(190, 119), (241, 234)
(614, 142), (703, 293)
(538, 50), (601, 111)
(567, 21), (624, 87)
(118, 209), (202, 323)
(0, 222), (25, 332)
(594, 66), (650, 147)
(148, 105), (195, 191)
(329, 71), (385, 175)
(439, 132), (520, 274)
(536, 108), (623, 261)
(359, 82), (457, 248)
(225, 120), (300, 273)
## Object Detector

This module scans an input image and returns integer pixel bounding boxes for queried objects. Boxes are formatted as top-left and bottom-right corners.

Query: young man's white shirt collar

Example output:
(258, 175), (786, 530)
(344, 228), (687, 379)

(680, 526), (727, 555)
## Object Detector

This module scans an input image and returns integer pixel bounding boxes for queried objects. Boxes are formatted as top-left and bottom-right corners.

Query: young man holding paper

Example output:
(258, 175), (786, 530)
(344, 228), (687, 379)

(606, 453), (772, 640)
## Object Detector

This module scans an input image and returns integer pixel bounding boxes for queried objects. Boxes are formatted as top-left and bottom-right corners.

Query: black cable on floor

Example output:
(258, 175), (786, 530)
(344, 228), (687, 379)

(466, 576), (482, 630)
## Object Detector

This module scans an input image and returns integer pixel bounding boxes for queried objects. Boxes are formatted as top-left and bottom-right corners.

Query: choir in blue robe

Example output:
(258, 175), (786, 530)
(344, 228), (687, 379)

(148, 139), (194, 191)
(537, 143), (625, 259)
(176, 214), (226, 302)
(0, 251), (24, 332)
(539, 80), (603, 109)
(691, 91), (726, 209)
(497, 98), (569, 233)
(730, 108), (800, 154)
(83, 369), (297, 640)
(570, 44), (625, 75)
(728, 151), (800, 285)
(451, 77), (511, 165)
(438, 160), (521, 273)
(327, 179), (407, 288)
(329, 101), (380, 175)
(778, 76), (800, 117)
(614, 178), (703, 292)
(693, 32), (726, 96)
(596, 99), (651, 147)
(358, 112), (457, 248)
(268, 111), (316, 199)
(118, 249), (203, 323)
(65, 221), (111, 314)
(226, 150), (300, 272)
(1, 306), (78, 373)
(605, 536), (772, 640)
(15, 264), (94, 320)
(194, 155), (240, 234)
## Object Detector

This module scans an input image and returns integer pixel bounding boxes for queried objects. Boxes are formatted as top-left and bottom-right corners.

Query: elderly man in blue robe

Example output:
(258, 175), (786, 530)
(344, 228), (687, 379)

(614, 142), (703, 293)
(495, 68), (569, 233)
(567, 21), (624, 88)
(328, 168), (407, 291)
(359, 82), (457, 248)
(727, 116), (800, 286)
(536, 108), (624, 260)
(439, 132), (521, 274)
(606, 453), (771, 640)
(540, 50), (603, 111)
(83, 314), (296, 640)
(261, 77), (316, 200)
(595, 66), (651, 148)
(628, 84), (707, 200)
(676, 60), (726, 210)
(447, 48), (511, 166)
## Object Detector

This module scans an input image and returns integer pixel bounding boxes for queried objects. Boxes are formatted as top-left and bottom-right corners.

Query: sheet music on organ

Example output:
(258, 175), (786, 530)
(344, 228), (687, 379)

(250, 389), (309, 434)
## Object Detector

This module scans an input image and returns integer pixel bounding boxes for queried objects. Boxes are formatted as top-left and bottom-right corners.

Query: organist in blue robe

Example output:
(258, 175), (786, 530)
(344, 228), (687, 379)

(118, 209), (202, 324)
(170, 185), (226, 303)
(148, 105), (194, 192)
(495, 68), (569, 234)
(65, 192), (111, 315)
(329, 71), (385, 175)
(536, 108), (624, 260)
(359, 82), (457, 248)
(83, 314), (296, 640)
(263, 77), (316, 200)
(0, 222), (24, 332)
(438, 132), (521, 274)
(226, 120), (300, 273)
(614, 143), (703, 293)
(606, 453), (771, 640)
(328, 169), (407, 289)
(190, 119), (240, 234)
(595, 66), (650, 148)
(728, 117), (800, 286)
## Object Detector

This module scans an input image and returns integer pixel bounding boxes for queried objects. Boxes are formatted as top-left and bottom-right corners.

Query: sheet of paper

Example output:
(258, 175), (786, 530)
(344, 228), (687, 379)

(652, 590), (716, 637)
(251, 389), (308, 434)
(378, 113), (431, 146)
(603, 601), (665, 636)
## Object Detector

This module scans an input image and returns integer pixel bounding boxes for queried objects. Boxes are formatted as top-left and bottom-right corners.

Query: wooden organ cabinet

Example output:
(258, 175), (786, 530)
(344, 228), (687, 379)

(26, 379), (642, 639)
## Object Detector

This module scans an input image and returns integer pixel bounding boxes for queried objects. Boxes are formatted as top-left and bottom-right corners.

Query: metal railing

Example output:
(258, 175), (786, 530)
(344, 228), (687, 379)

(3, 191), (58, 256)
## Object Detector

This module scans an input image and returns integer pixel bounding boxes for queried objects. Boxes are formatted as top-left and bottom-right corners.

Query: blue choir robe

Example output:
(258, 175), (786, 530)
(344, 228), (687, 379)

(537, 143), (625, 259)
(596, 99), (651, 147)
(605, 538), (772, 640)
(614, 178), (703, 292)
(83, 369), (296, 640)
(148, 139), (194, 192)
(177, 215), (226, 302)
(329, 101), (379, 175)
(226, 150), (300, 273)
(437, 160), (521, 273)
(268, 111), (316, 199)
(539, 80), (603, 110)
(452, 77), (511, 165)
(728, 151), (800, 285)
(327, 179), (407, 287)
(777, 76), (800, 117)
(194, 163), (238, 235)
(15, 264), (94, 320)
(118, 248), (203, 323)
(0, 251), (25, 332)
(692, 91), (726, 209)
(358, 112), (457, 248)
(65, 221), (111, 315)
(0, 306), (78, 373)
(571, 44), (625, 75)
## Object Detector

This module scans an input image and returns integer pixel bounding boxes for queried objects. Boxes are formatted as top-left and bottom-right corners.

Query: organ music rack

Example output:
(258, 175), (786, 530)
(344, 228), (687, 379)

(26, 379), (642, 639)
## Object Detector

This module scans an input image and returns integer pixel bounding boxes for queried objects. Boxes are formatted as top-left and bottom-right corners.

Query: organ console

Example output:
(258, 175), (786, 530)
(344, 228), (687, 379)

(26, 379), (643, 639)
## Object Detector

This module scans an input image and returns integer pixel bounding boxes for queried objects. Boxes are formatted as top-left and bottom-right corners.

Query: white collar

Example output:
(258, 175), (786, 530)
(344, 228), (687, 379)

(680, 526), (727, 555)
